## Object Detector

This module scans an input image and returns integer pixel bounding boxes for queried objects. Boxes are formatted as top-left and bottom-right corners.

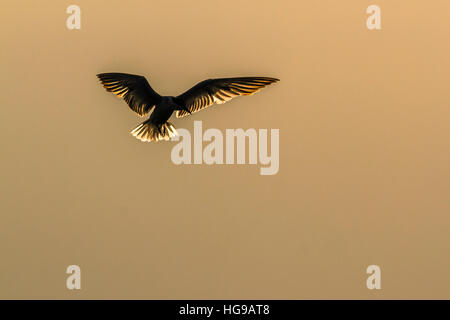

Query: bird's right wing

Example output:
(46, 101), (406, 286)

(97, 73), (162, 116)
(174, 77), (279, 118)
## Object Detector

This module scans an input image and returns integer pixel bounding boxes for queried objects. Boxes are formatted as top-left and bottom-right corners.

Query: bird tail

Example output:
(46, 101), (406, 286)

(130, 120), (178, 142)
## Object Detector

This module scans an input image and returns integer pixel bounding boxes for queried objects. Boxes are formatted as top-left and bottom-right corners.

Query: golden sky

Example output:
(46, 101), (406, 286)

(0, 0), (449, 299)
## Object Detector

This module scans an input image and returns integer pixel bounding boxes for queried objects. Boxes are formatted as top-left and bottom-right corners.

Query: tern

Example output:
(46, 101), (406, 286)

(97, 73), (279, 142)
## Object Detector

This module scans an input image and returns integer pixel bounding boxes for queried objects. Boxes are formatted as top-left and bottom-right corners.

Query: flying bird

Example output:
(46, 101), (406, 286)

(96, 73), (279, 142)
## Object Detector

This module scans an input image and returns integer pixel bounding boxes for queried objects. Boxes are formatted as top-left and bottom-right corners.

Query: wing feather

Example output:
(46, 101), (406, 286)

(97, 73), (162, 116)
(174, 77), (279, 118)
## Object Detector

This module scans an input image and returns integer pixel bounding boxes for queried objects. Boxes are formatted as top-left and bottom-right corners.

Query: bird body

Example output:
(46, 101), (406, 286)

(148, 96), (178, 125)
(97, 73), (279, 142)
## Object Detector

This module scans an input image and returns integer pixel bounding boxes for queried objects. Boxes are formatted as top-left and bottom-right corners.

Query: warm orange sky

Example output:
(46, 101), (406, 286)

(0, 0), (449, 299)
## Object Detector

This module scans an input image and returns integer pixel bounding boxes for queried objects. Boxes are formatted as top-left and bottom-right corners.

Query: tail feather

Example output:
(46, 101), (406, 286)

(130, 120), (178, 142)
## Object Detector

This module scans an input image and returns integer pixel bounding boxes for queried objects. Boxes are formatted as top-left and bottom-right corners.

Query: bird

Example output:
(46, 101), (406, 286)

(96, 73), (279, 142)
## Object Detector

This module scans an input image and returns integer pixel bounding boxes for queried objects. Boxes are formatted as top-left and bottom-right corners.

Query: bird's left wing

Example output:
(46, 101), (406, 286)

(97, 73), (162, 116)
(174, 77), (279, 118)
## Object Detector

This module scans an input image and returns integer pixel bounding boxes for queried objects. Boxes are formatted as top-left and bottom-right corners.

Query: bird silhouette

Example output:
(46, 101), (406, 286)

(96, 73), (279, 142)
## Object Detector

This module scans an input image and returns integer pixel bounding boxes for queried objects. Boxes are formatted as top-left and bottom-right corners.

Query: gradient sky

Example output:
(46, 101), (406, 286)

(0, 0), (449, 299)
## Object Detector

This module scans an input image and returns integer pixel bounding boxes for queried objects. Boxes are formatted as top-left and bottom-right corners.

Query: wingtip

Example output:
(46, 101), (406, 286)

(96, 72), (117, 80)
(256, 76), (280, 83)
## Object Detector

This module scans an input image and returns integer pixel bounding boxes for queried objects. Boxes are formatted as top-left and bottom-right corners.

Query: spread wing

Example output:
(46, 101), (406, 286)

(97, 73), (162, 116)
(174, 77), (279, 118)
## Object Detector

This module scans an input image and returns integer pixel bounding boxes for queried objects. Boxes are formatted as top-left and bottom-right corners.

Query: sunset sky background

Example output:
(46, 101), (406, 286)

(0, 0), (449, 299)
